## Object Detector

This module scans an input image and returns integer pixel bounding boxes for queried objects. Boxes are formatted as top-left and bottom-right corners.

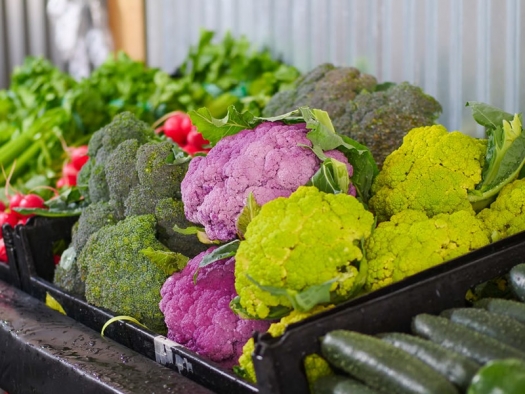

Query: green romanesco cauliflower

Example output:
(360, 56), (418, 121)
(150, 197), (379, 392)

(234, 186), (375, 320)
(236, 306), (334, 384)
(477, 178), (525, 242)
(77, 214), (187, 333)
(365, 209), (490, 292)
(369, 125), (487, 222)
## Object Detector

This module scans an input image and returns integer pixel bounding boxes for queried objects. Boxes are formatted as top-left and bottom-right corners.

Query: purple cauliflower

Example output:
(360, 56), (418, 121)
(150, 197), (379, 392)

(181, 121), (355, 241)
(159, 247), (270, 369)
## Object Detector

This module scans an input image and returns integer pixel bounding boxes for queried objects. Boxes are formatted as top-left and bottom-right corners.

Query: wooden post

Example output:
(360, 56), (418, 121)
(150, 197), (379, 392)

(107, 0), (145, 62)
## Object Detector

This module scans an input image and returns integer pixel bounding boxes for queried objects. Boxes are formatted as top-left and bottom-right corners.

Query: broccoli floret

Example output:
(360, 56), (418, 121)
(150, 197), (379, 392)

(333, 82), (442, 166)
(105, 139), (140, 219)
(88, 111), (154, 157)
(135, 141), (188, 199)
(71, 201), (117, 253)
(263, 64), (442, 166)
(76, 158), (93, 201)
(365, 209), (490, 292)
(87, 162), (110, 203)
(234, 186), (374, 319)
(123, 185), (159, 217)
(154, 197), (208, 257)
(78, 214), (184, 333)
(263, 64), (377, 117)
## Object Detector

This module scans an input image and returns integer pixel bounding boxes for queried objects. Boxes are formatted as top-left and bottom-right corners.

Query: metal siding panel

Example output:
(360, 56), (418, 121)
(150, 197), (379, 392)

(5, 0), (28, 70)
(0, 0), (9, 88)
(145, 0), (163, 68)
(26, 0), (47, 56)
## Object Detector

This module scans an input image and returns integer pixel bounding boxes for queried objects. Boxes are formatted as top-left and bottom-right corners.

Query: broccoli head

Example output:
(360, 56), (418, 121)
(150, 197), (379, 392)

(181, 121), (355, 242)
(53, 246), (85, 298)
(105, 139), (141, 219)
(263, 63), (377, 117)
(263, 64), (441, 166)
(78, 214), (185, 333)
(369, 125), (487, 222)
(477, 178), (525, 242)
(159, 247), (270, 369)
(365, 209), (490, 292)
(234, 186), (374, 320)
(333, 82), (442, 166)
(71, 201), (118, 253)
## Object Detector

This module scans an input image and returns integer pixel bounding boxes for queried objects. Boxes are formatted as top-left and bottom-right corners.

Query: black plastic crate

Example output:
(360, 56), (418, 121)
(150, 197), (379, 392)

(0, 223), (21, 288)
(13, 216), (257, 394)
(251, 231), (525, 394)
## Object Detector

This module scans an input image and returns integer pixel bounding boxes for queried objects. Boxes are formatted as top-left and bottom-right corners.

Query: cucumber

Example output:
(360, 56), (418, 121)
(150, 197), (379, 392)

(312, 374), (381, 394)
(411, 314), (525, 364)
(320, 330), (459, 394)
(509, 263), (525, 302)
(474, 298), (525, 325)
(379, 332), (480, 390)
(440, 308), (525, 353)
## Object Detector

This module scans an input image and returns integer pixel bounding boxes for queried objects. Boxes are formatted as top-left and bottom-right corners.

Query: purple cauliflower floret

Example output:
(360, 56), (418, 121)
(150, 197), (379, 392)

(159, 247), (270, 369)
(181, 121), (355, 241)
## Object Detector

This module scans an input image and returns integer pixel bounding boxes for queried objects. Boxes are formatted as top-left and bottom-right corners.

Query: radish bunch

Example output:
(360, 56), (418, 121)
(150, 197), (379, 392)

(156, 112), (210, 155)
(0, 192), (45, 263)
(56, 145), (89, 188)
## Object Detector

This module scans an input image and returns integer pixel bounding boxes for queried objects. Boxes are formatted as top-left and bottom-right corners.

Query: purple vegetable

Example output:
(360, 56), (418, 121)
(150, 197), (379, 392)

(159, 247), (270, 369)
(181, 121), (354, 241)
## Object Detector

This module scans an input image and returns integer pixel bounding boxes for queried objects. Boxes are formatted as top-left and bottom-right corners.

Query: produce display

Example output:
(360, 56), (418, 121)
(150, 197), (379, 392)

(314, 262), (525, 394)
(3, 29), (525, 394)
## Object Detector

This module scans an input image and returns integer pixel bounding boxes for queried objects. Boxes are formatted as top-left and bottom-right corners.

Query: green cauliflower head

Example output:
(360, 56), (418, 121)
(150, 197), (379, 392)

(369, 125), (487, 222)
(234, 186), (375, 320)
(477, 178), (525, 242)
(365, 209), (490, 292)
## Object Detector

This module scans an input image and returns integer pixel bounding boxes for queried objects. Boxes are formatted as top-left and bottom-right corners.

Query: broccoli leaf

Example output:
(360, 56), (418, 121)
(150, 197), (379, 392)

(306, 158), (350, 194)
(236, 192), (261, 238)
(173, 224), (205, 235)
(140, 247), (189, 276)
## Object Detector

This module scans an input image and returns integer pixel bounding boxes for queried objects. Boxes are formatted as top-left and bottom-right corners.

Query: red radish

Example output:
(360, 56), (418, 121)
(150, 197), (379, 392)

(19, 194), (45, 209)
(9, 193), (24, 210)
(53, 255), (61, 265)
(0, 239), (7, 262)
(0, 211), (18, 228)
(186, 129), (210, 148)
(0, 200), (5, 211)
(70, 145), (89, 170)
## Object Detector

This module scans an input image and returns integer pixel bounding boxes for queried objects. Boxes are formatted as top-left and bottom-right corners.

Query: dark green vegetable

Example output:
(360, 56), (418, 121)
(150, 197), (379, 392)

(473, 298), (525, 325)
(467, 358), (525, 394)
(320, 330), (459, 394)
(412, 314), (525, 364)
(312, 374), (381, 394)
(379, 332), (480, 390)
(440, 308), (525, 353)
(509, 263), (525, 302)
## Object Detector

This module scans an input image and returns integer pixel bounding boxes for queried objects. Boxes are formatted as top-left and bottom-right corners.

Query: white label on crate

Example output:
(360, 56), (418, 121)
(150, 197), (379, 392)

(153, 335), (193, 374)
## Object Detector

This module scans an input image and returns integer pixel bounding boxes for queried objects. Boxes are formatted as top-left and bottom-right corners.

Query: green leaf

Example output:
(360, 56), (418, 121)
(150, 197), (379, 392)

(189, 105), (303, 145)
(14, 186), (88, 217)
(140, 247), (188, 276)
(306, 158), (350, 194)
(236, 192), (261, 238)
(101, 316), (148, 337)
(193, 239), (240, 283)
(466, 101), (514, 130)
(229, 295), (292, 320)
(468, 109), (525, 210)
(246, 274), (336, 313)
(172, 224), (205, 235)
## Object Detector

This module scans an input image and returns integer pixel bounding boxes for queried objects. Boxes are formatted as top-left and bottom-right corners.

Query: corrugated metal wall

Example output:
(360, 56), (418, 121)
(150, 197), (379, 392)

(145, 0), (525, 136)
(2, 1), (524, 136)
(0, 0), (63, 90)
